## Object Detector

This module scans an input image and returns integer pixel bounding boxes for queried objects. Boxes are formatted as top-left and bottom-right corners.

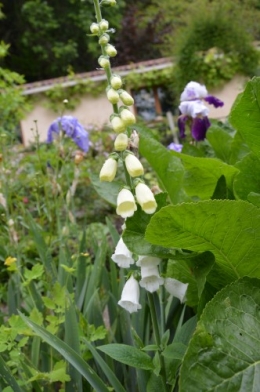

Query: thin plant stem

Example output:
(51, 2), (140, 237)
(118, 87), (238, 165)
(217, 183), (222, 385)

(148, 292), (168, 391)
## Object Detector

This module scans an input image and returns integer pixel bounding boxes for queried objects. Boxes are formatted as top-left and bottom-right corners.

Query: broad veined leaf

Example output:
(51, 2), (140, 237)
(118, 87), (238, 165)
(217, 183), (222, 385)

(229, 77), (260, 156)
(234, 152), (260, 200)
(179, 277), (260, 392)
(206, 125), (233, 163)
(146, 200), (260, 288)
(89, 172), (124, 206)
(97, 344), (154, 370)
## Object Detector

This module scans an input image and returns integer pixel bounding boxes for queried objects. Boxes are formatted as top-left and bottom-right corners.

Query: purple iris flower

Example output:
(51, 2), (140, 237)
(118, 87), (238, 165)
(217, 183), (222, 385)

(167, 142), (183, 152)
(191, 117), (211, 141)
(204, 95), (224, 108)
(47, 116), (89, 152)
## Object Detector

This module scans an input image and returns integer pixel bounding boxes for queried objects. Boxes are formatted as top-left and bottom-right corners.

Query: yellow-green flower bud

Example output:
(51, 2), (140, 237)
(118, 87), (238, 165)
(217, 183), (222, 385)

(114, 133), (128, 151)
(99, 33), (110, 45)
(120, 108), (136, 126)
(119, 90), (134, 106)
(111, 116), (126, 133)
(105, 44), (117, 57)
(99, 19), (109, 31)
(111, 75), (122, 89)
(125, 154), (144, 177)
(90, 22), (99, 34)
(99, 157), (118, 182)
(107, 88), (119, 104)
(98, 55), (110, 69)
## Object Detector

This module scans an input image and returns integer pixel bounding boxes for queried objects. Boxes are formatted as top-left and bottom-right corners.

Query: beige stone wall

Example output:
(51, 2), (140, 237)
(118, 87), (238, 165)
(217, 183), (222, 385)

(20, 74), (248, 147)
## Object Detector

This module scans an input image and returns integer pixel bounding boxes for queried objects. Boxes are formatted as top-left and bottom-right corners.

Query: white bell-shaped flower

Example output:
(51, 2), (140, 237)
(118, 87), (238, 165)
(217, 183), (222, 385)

(139, 265), (164, 293)
(135, 183), (157, 214)
(164, 278), (188, 303)
(125, 154), (144, 177)
(118, 275), (142, 313)
(111, 238), (134, 268)
(116, 188), (137, 218)
(99, 158), (117, 182)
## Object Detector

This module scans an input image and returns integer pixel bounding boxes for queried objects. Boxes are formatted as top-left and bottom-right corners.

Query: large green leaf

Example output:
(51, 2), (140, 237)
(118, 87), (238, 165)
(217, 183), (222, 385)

(206, 125), (233, 163)
(146, 200), (260, 288)
(89, 172), (124, 206)
(179, 277), (260, 392)
(19, 313), (110, 392)
(229, 77), (260, 156)
(234, 152), (260, 200)
(97, 344), (154, 370)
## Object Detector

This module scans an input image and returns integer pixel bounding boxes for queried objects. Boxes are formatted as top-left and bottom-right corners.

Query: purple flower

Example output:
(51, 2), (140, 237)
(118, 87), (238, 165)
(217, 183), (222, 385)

(204, 95), (224, 108)
(47, 116), (89, 152)
(167, 142), (183, 152)
(191, 117), (211, 141)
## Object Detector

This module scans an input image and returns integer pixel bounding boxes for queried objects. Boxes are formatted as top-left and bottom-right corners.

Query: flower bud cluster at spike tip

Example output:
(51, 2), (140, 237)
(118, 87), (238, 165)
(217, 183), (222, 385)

(114, 133), (128, 151)
(107, 88), (119, 104)
(99, 157), (118, 182)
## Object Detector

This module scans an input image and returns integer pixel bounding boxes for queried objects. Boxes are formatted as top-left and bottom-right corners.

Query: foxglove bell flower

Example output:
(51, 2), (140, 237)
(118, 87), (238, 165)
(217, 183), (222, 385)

(47, 116), (89, 152)
(164, 278), (188, 303)
(114, 133), (128, 151)
(116, 188), (137, 218)
(99, 157), (118, 182)
(139, 265), (164, 293)
(135, 183), (157, 214)
(125, 154), (144, 177)
(178, 81), (224, 141)
(111, 238), (134, 268)
(118, 275), (142, 313)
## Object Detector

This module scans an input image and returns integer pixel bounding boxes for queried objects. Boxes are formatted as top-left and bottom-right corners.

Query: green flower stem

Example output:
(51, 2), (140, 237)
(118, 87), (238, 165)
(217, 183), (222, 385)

(122, 159), (133, 190)
(148, 292), (168, 391)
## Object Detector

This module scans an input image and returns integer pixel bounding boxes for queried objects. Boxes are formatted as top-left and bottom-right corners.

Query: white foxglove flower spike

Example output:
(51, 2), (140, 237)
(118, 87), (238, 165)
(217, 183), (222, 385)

(164, 278), (188, 303)
(111, 237), (134, 268)
(116, 188), (137, 218)
(118, 275), (142, 313)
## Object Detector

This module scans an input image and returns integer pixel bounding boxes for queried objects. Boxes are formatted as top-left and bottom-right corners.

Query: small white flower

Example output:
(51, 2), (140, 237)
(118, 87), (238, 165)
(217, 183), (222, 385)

(99, 158), (117, 182)
(99, 19), (109, 31)
(139, 265), (164, 293)
(116, 188), (137, 218)
(111, 116), (126, 133)
(90, 22), (99, 34)
(98, 56), (110, 69)
(119, 90), (134, 106)
(99, 33), (110, 45)
(105, 44), (117, 57)
(114, 133), (128, 151)
(164, 278), (188, 303)
(135, 183), (157, 214)
(111, 75), (122, 90)
(120, 109), (136, 126)
(180, 81), (208, 101)
(111, 237), (135, 268)
(179, 100), (209, 118)
(118, 275), (142, 313)
(125, 154), (144, 178)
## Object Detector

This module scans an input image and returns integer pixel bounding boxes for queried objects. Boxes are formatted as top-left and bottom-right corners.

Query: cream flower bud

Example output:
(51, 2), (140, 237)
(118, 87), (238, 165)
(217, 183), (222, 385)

(125, 154), (144, 177)
(111, 116), (126, 133)
(105, 44), (117, 57)
(116, 188), (137, 218)
(120, 108), (136, 126)
(107, 88), (119, 104)
(90, 22), (99, 34)
(139, 265), (164, 293)
(99, 19), (109, 31)
(99, 157), (118, 182)
(164, 278), (188, 303)
(114, 133), (128, 151)
(98, 56), (110, 69)
(135, 182), (157, 214)
(99, 33), (110, 45)
(118, 275), (142, 313)
(111, 75), (122, 90)
(111, 237), (135, 268)
(119, 90), (134, 106)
